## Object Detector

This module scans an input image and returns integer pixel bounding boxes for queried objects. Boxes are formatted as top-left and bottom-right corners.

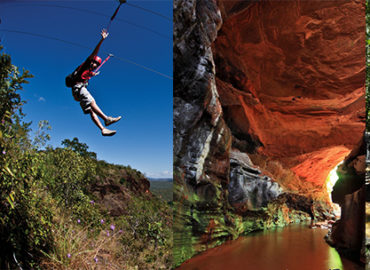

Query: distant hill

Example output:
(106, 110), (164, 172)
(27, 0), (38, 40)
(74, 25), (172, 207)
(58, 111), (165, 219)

(149, 178), (173, 182)
(149, 179), (173, 202)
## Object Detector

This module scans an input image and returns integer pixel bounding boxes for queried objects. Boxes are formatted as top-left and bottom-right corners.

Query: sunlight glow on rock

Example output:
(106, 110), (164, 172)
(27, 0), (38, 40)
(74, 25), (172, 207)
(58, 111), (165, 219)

(326, 161), (343, 218)
(326, 161), (343, 194)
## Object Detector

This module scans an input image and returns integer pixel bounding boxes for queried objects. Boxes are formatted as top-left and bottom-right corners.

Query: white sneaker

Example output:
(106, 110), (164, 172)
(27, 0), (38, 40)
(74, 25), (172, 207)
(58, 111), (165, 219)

(105, 116), (122, 126)
(102, 128), (116, 136)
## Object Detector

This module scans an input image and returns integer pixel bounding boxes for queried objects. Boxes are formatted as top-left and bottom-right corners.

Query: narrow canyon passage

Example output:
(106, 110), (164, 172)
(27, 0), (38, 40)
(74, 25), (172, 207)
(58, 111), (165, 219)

(173, 0), (365, 266)
(177, 224), (363, 270)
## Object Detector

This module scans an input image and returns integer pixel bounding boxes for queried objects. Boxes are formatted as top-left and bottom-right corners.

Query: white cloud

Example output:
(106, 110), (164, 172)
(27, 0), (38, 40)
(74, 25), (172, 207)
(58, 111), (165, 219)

(38, 97), (46, 102)
(146, 170), (173, 179)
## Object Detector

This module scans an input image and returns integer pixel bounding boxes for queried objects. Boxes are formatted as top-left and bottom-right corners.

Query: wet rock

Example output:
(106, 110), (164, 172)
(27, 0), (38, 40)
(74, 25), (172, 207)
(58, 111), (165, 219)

(174, 0), (232, 265)
(275, 193), (314, 219)
(174, 0), (227, 185)
(173, 0), (365, 267)
(228, 149), (282, 211)
(328, 186), (365, 261)
(329, 138), (366, 263)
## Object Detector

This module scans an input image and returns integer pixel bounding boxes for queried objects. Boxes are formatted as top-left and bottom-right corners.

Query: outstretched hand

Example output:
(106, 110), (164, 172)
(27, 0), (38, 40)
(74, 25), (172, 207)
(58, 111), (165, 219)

(101, 29), (109, 39)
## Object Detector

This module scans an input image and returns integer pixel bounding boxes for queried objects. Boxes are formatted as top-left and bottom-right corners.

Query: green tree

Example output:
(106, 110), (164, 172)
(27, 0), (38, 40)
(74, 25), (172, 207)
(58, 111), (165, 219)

(41, 148), (96, 208)
(61, 137), (97, 159)
(0, 46), (53, 269)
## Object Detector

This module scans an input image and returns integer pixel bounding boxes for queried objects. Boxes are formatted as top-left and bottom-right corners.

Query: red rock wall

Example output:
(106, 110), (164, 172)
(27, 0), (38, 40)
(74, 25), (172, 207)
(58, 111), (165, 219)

(173, 0), (366, 265)
(329, 138), (366, 262)
(214, 0), (365, 187)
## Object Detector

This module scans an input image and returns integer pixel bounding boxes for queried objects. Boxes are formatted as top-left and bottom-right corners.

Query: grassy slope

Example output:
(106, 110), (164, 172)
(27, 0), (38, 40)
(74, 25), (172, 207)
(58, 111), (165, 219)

(41, 157), (173, 269)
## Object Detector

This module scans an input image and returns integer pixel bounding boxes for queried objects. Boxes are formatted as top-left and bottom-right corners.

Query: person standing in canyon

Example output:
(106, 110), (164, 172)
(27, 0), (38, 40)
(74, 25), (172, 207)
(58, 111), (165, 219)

(66, 29), (121, 136)
(309, 199), (316, 228)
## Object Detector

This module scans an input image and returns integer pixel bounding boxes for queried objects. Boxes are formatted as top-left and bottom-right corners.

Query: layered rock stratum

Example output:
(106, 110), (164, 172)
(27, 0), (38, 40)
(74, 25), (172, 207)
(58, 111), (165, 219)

(174, 0), (365, 266)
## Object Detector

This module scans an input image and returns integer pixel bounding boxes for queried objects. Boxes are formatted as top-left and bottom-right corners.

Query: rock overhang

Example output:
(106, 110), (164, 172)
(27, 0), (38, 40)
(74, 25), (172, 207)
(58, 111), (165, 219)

(213, 0), (365, 187)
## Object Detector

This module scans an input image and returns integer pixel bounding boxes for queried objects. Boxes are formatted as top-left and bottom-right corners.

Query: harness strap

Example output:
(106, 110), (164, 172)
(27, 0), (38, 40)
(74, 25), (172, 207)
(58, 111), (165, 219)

(94, 54), (113, 73)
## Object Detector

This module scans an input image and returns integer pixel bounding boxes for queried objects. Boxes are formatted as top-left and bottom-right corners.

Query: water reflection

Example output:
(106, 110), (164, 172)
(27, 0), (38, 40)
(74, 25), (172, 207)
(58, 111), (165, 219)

(178, 224), (363, 270)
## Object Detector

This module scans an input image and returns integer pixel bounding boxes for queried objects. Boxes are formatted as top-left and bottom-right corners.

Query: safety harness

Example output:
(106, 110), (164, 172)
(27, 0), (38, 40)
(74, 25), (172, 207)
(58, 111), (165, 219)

(65, 0), (126, 87)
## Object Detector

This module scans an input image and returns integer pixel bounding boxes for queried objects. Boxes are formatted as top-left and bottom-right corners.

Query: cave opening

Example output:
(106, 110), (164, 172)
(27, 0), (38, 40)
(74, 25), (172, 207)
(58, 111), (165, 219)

(326, 161), (343, 218)
(174, 0), (366, 267)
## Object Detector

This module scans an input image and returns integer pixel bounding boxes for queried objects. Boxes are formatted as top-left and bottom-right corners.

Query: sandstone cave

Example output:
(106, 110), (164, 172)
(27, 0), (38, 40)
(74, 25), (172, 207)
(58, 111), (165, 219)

(174, 0), (366, 269)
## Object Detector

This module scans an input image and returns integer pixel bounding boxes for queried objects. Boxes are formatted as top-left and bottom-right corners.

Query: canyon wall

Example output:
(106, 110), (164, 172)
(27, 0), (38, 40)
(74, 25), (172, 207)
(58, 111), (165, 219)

(174, 0), (365, 266)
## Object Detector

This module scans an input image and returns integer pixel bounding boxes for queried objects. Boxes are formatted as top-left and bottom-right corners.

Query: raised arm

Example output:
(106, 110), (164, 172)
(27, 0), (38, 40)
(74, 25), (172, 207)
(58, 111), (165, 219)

(88, 29), (109, 60)
(75, 29), (109, 75)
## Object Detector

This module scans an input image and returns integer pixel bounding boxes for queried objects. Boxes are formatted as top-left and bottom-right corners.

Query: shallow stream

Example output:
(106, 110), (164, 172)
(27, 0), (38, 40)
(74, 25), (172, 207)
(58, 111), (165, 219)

(178, 224), (363, 270)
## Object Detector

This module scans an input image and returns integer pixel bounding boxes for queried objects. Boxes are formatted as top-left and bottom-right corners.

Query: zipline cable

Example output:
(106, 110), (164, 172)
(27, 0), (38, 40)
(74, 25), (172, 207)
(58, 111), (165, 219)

(106, 0), (125, 32)
(113, 54), (172, 80)
(0, 3), (170, 40)
(0, 0), (171, 21)
(0, 29), (173, 80)
(0, 29), (89, 49)
(125, 2), (171, 21)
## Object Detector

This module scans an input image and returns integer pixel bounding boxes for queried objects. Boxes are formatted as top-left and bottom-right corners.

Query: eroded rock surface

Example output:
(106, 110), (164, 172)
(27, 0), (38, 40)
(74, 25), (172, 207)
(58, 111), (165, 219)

(214, 0), (365, 187)
(229, 149), (282, 211)
(174, 0), (365, 266)
(328, 140), (366, 263)
(174, 0), (232, 264)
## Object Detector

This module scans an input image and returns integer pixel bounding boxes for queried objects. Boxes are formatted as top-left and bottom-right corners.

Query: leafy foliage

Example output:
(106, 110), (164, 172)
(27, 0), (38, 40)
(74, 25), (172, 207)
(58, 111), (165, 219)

(61, 137), (97, 159)
(0, 47), (172, 269)
(40, 147), (102, 223)
(0, 46), (53, 269)
(117, 196), (173, 268)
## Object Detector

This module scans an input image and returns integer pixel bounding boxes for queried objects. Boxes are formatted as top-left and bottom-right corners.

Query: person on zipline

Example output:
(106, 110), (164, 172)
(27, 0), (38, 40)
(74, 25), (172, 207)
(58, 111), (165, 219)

(68, 29), (121, 136)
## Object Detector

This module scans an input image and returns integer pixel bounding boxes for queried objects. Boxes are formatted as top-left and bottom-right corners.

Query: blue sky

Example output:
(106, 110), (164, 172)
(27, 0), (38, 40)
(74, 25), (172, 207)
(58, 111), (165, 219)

(0, 0), (173, 178)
